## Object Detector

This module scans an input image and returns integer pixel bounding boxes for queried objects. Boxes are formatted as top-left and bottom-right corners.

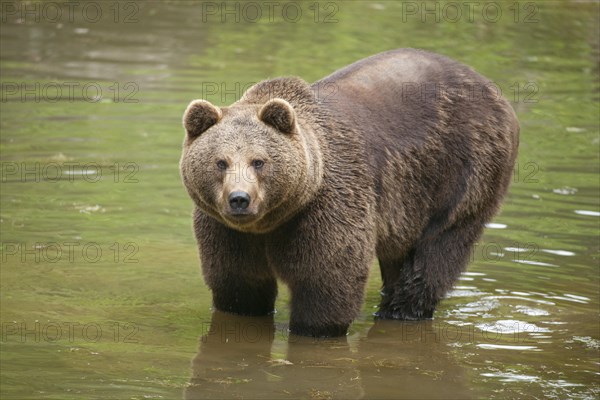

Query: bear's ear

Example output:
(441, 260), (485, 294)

(258, 98), (296, 134)
(183, 99), (222, 138)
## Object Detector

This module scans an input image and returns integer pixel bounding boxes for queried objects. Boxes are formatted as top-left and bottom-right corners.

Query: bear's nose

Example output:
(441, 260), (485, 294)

(228, 191), (250, 211)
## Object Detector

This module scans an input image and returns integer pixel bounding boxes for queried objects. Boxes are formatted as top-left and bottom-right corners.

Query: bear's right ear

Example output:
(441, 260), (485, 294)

(258, 98), (296, 134)
(183, 99), (222, 138)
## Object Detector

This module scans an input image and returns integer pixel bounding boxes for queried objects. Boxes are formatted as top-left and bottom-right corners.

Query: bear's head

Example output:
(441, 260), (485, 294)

(180, 78), (324, 233)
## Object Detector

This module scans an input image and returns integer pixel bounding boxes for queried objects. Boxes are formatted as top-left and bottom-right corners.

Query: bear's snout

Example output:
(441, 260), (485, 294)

(228, 191), (251, 212)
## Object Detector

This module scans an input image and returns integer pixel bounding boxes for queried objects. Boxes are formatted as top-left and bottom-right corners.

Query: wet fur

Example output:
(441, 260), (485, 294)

(180, 48), (519, 337)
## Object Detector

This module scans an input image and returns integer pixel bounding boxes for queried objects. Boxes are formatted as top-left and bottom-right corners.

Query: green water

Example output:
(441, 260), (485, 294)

(1, 1), (598, 398)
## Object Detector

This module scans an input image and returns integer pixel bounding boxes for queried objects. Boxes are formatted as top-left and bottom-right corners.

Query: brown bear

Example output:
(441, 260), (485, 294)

(180, 48), (519, 337)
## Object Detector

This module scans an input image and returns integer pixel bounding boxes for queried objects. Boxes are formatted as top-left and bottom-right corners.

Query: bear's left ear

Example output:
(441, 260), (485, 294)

(258, 98), (296, 134)
(183, 99), (222, 139)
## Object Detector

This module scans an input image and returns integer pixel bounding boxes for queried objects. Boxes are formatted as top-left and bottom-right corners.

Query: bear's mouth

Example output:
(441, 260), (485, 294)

(229, 211), (252, 218)
(222, 213), (263, 231)
(223, 210), (259, 224)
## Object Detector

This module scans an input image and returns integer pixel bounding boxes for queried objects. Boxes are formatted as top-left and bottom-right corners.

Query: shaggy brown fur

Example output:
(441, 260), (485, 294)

(180, 48), (519, 337)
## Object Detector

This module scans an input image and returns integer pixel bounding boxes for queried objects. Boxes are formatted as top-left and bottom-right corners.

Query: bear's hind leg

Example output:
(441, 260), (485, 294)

(377, 259), (402, 310)
(376, 218), (484, 320)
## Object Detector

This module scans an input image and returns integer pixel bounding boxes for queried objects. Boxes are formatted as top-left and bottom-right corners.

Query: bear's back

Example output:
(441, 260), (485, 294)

(313, 48), (516, 153)
(313, 48), (519, 248)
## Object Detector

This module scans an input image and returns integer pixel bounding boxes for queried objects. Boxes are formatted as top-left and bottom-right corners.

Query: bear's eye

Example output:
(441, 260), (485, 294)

(216, 160), (228, 170)
(251, 159), (265, 169)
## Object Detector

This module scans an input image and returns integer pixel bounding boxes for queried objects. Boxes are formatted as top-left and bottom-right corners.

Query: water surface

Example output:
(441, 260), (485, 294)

(1, 1), (598, 399)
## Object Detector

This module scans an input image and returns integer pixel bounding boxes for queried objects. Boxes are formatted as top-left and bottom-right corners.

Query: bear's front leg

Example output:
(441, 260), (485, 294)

(194, 209), (277, 316)
(272, 225), (374, 337)
(288, 274), (369, 337)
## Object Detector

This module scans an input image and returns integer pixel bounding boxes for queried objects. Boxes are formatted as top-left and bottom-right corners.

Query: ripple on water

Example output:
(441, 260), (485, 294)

(502, 247), (560, 267)
(541, 249), (576, 256)
(477, 344), (540, 351)
(515, 305), (550, 316)
(546, 380), (585, 388)
(553, 187), (578, 195)
(481, 371), (540, 382)
(457, 299), (501, 314)
(485, 295), (556, 306)
(475, 320), (551, 335)
(575, 210), (600, 217)
(75, 204), (106, 214)
(481, 278), (497, 282)
(547, 294), (590, 304)
(485, 222), (507, 229)
(511, 291), (531, 296)
(563, 294), (591, 302)
(570, 336), (600, 349)
(446, 286), (486, 298)
(504, 246), (531, 253)
(63, 169), (98, 176)
(512, 259), (559, 267)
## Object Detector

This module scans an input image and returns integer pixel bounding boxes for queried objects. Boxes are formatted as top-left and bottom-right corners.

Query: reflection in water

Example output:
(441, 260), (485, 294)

(357, 320), (473, 400)
(186, 311), (361, 399)
(186, 311), (278, 399)
(186, 313), (473, 399)
(173, 274), (598, 398)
